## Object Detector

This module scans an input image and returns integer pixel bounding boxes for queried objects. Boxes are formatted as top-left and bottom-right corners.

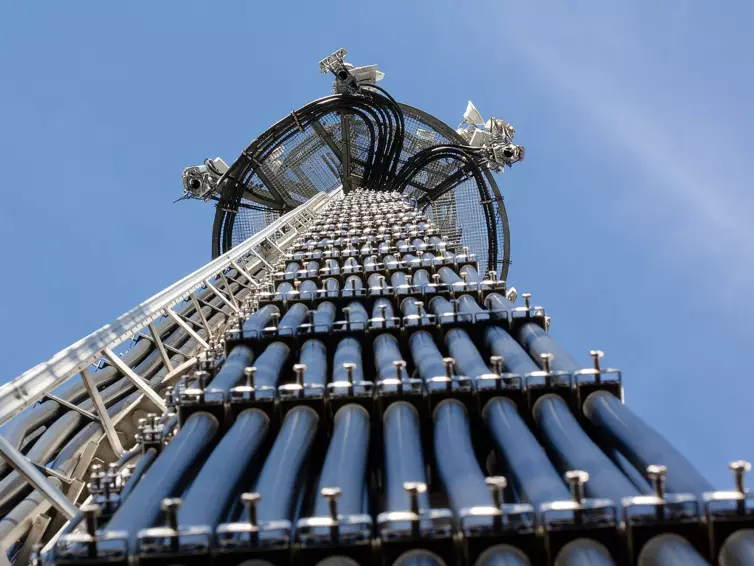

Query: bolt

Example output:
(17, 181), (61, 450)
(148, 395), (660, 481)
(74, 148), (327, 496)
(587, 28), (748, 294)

(161, 498), (181, 532)
(452, 299), (459, 319)
(545, 315), (552, 332)
(463, 246), (469, 256)
(321, 487), (342, 542)
(294, 363), (307, 387)
(343, 363), (357, 395)
(540, 353), (553, 375)
(195, 370), (211, 389)
(522, 293), (531, 310)
(241, 492), (261, 541)
(565, 470), (589, 503)
(343, 307), (352, 329)
(590, 350), (604, 372)
(646, 465), (667, 499)
(270, 312), (280, 330)
(490, 356), (504, 381)
(244, 366), (256, 390)
(81, 503), (100, 556)
(488, 270), (497, 281)
(393, 360), (407, 393)
(730, 460), (751, 494)
(432, 273), (441, 285)
(403, 481), (426, 537)
(414, 301), (424, 317)
(486, 476), (507, 530)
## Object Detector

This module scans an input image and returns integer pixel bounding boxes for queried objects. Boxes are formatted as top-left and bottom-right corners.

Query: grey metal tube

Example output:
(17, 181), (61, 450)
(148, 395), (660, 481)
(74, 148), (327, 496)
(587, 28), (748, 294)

(719, 529), (754, 566)
(210, 345), (254, 393)
(248, 406), (319, 522)
(476, 544), (532, 566)
(275, 282), (293, 301)
(254, 342), (290, 388)
(392, 271), (409, 294)
(243, 305), (280, 335)
(394, 550), (444, 565)
(485, 293), (514, 319)
(383, 402), (429, 511)
(343, 275), (363, 294)
(0, 411), (81, 512)
(583, 391), (713, 495)
(484, 327), (539, 374)
(178, 409), (269, 527)
(300, 339), (328, 386)
(533, 395), (640, 502)
(344, 301), (368, 327)
(119, 447), (157, 502)
(554, 539), (616, 566)
(314, 301), (337, 327)
(374, 334), (408, 381)
(483, 398), (569, 507)
(0, 477), (62, 545)
(429, 296), (454, 317)
(460, 265), (482, 283)
(409, 331), (448, 379)
(300, 279), (318, 299)
(637, 534), (710, 566)
(437, 266), (462, 285)
(372, 298), (394, 319)
(313, 405), (370, 517)
(457, 294), (484, 315)
(279, 303), (309, 331)
(283, 262), (301, 279)
(517, 324), (580, 372)
(433, 399), (492, 513)
(445, 328), (490, 377)
(413, 269), (432, 291)
(106, 412), (219, 550)
(332, 338), (364, 383)
(322, 277), (340, 296)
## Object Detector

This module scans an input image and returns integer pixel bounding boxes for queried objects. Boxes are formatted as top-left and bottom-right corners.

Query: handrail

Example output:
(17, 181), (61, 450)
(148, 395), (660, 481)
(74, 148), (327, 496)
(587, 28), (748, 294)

(0, 190), (336, 427)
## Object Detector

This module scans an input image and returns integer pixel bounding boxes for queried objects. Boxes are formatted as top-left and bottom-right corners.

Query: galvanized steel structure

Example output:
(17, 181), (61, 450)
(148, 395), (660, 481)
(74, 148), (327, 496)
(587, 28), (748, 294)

(0, 53), (751, 566)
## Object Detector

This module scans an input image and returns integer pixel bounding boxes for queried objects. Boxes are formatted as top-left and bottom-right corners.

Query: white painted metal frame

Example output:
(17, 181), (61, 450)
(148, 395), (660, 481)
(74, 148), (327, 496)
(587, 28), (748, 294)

(0, 190), (334, 427)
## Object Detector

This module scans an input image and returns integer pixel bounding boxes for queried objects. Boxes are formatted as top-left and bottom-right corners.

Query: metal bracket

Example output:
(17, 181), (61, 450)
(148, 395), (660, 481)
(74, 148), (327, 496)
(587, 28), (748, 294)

(102, 349), (168, 412)
(81, 367), (125, 456)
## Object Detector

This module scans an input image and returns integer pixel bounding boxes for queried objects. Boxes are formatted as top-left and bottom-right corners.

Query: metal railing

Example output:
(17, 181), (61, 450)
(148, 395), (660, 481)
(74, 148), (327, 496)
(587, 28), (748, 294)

(0, 189), (338, 543)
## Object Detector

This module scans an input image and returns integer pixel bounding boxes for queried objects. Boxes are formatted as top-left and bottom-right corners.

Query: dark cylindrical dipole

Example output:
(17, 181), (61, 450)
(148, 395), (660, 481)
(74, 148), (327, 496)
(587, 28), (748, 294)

(433, 399), (492, 513)
(583, 391), (713, 495)
(106, 412), (219, 550)
(178, 409), (269, 527)
(484, 397), (569, 506)
(383, 402), (429, 512)
(554, 539), (617, 566)
(249, 406), (319, 522)
(533, 394), (640, 502)
(637, 534), (711, 566)
(313, 405), (371, 517)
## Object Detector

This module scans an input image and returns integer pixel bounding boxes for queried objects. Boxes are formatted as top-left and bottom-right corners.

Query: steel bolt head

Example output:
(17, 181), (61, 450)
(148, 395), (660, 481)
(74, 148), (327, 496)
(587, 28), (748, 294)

(485, 476), (507, 490)
(81, 503), (101, 517)
(321, 487), (342, 500)
(241, 492), (261, 505)
(161, 497), (182, 512)
(589, 350), (604, 360)
(244, 366), (257, 377)
(403, 481), (427, 494)
(294, 363), (308, 373)
(730, 460), (752, 474)
(393, 360), (407, 369)
(565, 470), (589, 485)
(646, 464), (667, 479)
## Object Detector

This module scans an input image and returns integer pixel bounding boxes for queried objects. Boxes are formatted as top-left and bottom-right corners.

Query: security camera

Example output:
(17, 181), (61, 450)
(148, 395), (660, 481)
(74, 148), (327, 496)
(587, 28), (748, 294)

(181, 158), (229, 201)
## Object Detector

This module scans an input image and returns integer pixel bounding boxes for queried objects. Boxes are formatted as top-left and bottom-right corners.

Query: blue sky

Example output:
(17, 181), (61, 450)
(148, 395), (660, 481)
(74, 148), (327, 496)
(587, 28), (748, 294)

(1, 2), (752, 488)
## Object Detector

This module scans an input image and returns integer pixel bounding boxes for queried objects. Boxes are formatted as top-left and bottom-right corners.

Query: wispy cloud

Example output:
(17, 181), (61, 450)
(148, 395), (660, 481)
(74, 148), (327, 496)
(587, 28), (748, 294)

(503, 5), (754, 296)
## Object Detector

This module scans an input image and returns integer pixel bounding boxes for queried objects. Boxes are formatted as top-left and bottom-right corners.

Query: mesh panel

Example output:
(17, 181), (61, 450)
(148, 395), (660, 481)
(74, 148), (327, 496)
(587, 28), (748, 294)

(222, 104), (508, 275)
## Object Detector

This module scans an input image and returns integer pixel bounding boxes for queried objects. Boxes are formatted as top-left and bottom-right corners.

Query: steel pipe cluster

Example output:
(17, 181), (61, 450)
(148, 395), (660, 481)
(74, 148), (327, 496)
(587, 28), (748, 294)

(26, 188), (753, 566)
